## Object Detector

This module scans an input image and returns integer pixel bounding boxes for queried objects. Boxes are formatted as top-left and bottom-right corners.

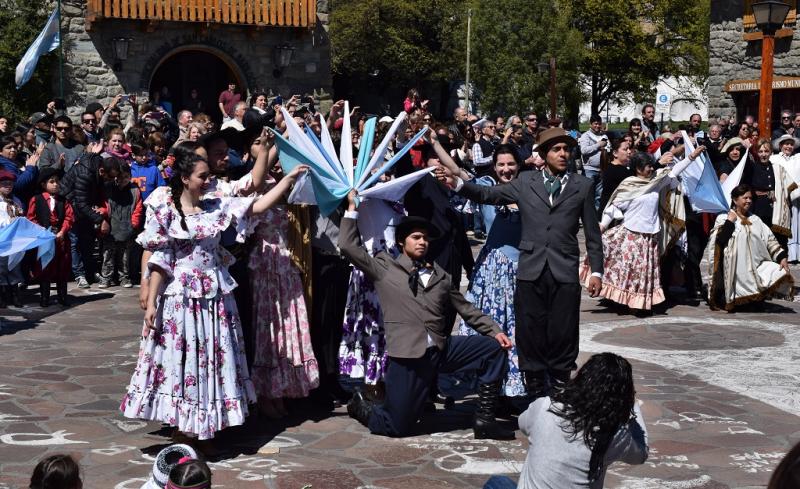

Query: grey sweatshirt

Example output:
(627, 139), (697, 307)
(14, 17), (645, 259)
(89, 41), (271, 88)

(517, 397), (648, 489)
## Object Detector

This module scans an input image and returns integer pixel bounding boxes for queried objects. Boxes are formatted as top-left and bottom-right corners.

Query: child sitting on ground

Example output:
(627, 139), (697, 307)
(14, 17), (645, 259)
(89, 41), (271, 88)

(27, 168), (74, 306)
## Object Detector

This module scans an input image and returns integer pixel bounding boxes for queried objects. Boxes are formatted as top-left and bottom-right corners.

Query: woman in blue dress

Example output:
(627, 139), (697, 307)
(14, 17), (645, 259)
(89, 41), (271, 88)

(427, 132), (524, 398)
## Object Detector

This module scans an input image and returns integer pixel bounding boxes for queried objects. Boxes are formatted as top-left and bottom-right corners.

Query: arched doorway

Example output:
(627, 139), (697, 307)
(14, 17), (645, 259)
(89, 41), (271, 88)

(149, 48), (246, 124)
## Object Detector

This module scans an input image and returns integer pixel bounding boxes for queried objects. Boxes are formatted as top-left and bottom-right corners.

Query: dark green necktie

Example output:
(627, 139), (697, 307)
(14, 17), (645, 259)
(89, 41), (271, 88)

(543, 171), (562, 198)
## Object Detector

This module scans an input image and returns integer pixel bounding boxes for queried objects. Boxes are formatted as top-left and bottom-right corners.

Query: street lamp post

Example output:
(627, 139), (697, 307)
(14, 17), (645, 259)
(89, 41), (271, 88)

(537, 57), (558, 126)
(752, 0), (790, 137)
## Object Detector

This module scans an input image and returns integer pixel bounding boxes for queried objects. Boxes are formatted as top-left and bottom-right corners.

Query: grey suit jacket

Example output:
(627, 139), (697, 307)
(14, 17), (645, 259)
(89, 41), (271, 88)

(458, 170), (603, 283)
(339, 216), (501, 359)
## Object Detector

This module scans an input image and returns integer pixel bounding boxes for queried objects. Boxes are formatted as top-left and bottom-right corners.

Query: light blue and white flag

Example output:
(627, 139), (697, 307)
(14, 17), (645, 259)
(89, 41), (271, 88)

(15, 7), (60, 89)
(0, 218), (55, 269)
(680, 130), (729, 214)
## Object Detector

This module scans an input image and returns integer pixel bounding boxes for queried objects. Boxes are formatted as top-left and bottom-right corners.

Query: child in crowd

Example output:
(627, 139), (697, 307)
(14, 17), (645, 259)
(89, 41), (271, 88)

(99, 164), (143, 288)
(27, 168), (74, 306)
(29, 454), (83, 489)
(131, 142), (166, 202)
(0, 170), (25, 308)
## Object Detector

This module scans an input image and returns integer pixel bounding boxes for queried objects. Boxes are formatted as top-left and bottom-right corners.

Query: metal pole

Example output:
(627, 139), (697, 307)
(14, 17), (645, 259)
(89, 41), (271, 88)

(758, 33), (775, 137)
(57, 0), (64, 99)
(464, 8), (472, 113)
(549, 56), (557, 124)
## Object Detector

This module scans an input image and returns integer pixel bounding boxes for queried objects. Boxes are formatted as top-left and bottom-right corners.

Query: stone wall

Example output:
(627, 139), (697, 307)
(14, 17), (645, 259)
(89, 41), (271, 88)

(708, 0), (799, 119)
(59, 0), (331, 119)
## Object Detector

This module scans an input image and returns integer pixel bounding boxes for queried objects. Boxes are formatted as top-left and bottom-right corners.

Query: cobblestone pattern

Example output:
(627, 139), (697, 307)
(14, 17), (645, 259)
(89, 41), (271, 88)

(2, 267), (800, 488)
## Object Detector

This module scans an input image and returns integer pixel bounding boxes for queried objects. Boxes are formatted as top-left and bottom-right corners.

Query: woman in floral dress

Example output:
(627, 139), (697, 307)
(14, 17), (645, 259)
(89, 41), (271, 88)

(452, 146), (525, 398)
(245, 133), (319, 418)
(427, 133), (526, 399)
(120, 151), (307, 444)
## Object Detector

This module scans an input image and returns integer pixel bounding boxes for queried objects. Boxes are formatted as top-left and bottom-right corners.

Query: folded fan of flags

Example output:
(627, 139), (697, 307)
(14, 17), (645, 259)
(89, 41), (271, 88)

(271, 103), (433, 216)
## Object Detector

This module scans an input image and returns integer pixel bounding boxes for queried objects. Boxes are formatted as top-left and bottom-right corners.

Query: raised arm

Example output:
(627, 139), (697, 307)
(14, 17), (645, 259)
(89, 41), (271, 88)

(424, 128), (471, 181)
(249, 164), (307, 215)
(248, 128), (278, 192)
(337, 190), (386, 282)
(457, 174), (522, 206)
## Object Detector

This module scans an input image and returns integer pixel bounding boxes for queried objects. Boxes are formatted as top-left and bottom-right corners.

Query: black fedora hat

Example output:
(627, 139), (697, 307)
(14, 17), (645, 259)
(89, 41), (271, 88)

(395, 216), (441, 243)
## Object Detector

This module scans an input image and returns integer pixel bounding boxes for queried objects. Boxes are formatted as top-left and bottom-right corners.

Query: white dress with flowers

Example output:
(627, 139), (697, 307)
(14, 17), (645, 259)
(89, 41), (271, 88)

(120, 188), (257, 440)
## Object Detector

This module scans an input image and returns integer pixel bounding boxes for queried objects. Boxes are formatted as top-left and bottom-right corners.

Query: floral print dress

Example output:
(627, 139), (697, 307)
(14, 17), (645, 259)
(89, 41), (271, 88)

(120, 189), (256, 440)
(246, 201), (319, 399)
(338, 199), (404, 385)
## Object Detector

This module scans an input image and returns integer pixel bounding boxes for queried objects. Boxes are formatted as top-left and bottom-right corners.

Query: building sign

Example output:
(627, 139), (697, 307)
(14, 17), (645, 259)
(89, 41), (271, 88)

(725, 76), (800, 92)
(656, 93), (671, 113)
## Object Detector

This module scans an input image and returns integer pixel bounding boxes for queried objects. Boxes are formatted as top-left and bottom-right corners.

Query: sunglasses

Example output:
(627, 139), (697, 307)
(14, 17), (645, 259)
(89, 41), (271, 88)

(526, 118), (537, 122)
(82, 119), (96, 124)
(54, 126), (70, 131)
(783, 117), (791, 120)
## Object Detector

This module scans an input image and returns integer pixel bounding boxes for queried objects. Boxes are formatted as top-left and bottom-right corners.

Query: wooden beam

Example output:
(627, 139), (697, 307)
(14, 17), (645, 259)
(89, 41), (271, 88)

(743, 27), (794, 41)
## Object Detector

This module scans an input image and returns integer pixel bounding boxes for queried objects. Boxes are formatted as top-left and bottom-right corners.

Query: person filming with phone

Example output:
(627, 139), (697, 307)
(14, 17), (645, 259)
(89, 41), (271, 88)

(578, 114), (607, 211)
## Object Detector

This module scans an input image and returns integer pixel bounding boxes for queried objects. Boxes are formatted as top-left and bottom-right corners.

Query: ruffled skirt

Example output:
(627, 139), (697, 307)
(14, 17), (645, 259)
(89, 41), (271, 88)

(580, 225), (665, 310)
(120, 293), (255, 440)
(458, 247), (525, 397)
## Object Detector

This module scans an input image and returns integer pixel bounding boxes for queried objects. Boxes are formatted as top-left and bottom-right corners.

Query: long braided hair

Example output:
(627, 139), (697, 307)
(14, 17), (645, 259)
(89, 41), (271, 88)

(169, 152), (207, 232)
(549, 353), (636, 483)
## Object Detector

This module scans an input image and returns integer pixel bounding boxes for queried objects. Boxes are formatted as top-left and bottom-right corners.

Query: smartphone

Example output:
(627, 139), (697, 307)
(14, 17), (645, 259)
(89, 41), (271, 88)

(120, 94), (130, 104)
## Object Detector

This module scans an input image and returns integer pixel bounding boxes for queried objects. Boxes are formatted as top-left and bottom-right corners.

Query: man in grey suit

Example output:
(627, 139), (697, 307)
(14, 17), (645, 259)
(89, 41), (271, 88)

(339, 190), (515, 440)
(443, 127), (604, 396)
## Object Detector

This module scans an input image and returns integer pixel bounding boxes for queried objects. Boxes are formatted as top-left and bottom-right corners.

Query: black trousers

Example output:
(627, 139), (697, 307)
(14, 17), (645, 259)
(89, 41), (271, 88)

(310, 250), (352, 380)
(514, 265), (581, 374)
(684, 206), (709, 293)
(368, 335), (507, 437)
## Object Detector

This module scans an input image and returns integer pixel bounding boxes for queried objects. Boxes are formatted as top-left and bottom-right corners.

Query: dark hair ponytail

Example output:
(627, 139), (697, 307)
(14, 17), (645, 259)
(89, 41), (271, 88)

(169, 152), (206, 232)
(169, 460), (212, 487)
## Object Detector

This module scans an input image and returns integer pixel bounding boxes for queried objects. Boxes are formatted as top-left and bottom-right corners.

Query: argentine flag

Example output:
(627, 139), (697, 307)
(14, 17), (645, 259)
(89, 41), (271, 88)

(15, 7), (60, 89)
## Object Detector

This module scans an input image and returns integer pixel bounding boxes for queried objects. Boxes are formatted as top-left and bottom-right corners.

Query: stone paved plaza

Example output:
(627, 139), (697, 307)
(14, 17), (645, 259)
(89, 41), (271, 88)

(1, 266), (799, 488)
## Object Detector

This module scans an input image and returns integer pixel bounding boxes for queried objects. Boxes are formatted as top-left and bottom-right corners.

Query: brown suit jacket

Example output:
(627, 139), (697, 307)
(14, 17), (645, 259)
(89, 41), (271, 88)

(339, 216), (501, 359)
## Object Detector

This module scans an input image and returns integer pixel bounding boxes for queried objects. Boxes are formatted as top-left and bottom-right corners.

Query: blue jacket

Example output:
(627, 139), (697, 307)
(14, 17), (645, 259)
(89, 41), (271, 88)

(0, 156), (38, 210)
(131, 156), (166, 201)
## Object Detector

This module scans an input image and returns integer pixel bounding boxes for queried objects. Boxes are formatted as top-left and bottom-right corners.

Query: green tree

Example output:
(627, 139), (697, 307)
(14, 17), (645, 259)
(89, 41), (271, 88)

(573, 0), (710, 116)
(469, 0), (584, 120)
(329, 0), (465, 86)
(0, 0), (56, 122)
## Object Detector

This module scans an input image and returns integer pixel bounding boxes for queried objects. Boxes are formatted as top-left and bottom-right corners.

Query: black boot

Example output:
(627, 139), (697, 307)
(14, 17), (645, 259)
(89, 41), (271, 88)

(523, 370), (549, 400)
(549, 370), (572, 395)
(0, 286), (6, 308)
(56, 282), (69, 306)
(39, 282), (51, 307)
(9, 284), (23, 308)
(346, 389), (374, 428)
(473, 383), (515, 440)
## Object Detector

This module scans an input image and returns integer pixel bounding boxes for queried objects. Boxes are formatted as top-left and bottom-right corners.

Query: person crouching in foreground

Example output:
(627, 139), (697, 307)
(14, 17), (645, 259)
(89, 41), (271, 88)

(339, 189), (515, 440)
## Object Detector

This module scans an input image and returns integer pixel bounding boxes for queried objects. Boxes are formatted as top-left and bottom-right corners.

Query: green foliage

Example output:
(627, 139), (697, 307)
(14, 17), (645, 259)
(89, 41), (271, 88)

(328, 0), (709, 119)
(469, 0), (584, 118)
(573, 0), (710, 116)
(329, 0), (465, 85)
(0, 0), (56, 123)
